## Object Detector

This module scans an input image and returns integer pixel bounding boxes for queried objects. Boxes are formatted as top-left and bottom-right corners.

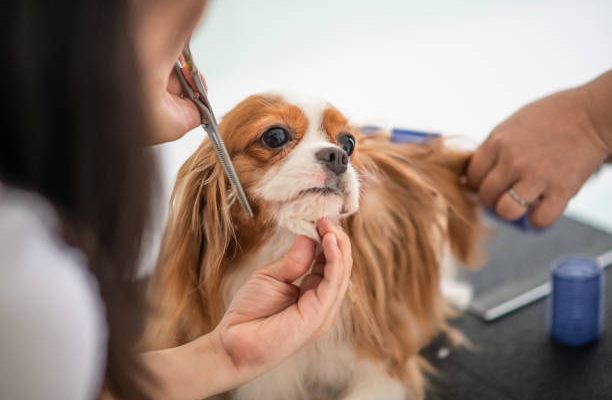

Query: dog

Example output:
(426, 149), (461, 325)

(145, 93), (482, 399)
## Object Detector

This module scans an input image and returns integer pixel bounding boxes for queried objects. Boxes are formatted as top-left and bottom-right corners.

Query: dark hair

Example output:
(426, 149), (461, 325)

(1, 1), (155, 397)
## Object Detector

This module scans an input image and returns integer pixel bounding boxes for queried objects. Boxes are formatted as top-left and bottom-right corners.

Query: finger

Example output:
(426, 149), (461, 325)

(320, 233), (343, 286)
(300, 233), (341, 306)
(167, 70), (201, 127)
(300, 229), (352, 298)
(318, 231), (352, 312)
(296, 232), (353, 335)
(495, 178), (546, 221)
(478, 163), (516, 208)
(265, 236), (315, 282)
(317, 218), (335, 238)
(317, 219), (352, 267)
(167, 69), (206, 131)
(317, 220), (353, 306)
(317, 265), (353, 335)
(152, 73), (202, 145)
(335, 228), (353, 270)
(302, 248), (325, 293)
(293, 234), (338, 324)
(467, 141), (497, 190)
(171, 94), (201, 131)
(528, 192), (569, 228)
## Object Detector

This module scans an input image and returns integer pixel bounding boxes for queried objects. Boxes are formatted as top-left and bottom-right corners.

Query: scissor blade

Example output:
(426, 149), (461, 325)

(201, 111), (254, 217)
(174, 55), (254, 217)
(195, 102), (253, 216)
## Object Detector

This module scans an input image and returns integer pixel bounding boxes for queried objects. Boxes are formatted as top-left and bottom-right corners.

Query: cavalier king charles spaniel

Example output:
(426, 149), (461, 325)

(144, 93), (483, 400)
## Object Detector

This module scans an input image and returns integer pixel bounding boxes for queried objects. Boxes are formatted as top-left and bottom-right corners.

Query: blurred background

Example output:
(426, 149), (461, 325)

(148, 0), (612, 269)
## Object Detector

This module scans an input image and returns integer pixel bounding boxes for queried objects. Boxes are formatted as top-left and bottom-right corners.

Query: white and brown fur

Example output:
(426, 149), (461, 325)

(144, 93), (483, 399)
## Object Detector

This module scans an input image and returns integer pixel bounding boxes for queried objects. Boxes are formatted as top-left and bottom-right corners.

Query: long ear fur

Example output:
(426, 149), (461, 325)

(143, 140), (235, 350)
(345, 134), (482, 397)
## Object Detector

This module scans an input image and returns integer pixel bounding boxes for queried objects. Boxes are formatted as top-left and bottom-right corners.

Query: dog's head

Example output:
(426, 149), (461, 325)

(151, 94), (362, 336)
(212, 93), (360, 239)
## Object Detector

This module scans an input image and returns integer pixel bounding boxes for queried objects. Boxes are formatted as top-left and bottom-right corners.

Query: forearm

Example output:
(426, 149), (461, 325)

(583, 70), (612, 161)
(139, 330), (242, 400)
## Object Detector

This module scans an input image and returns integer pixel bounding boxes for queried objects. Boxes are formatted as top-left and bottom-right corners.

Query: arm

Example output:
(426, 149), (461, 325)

(467, 70), (612, 228)
(584, 71), (612, 160)
(136, 219), (352, 400)
(139, 331), (238, 399)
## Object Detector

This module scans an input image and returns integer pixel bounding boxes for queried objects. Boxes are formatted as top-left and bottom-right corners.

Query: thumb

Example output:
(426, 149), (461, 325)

(263, 236), (316, 283)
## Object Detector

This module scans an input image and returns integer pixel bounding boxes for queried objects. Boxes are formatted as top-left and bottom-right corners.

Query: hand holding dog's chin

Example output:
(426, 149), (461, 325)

(139, 221), (351, 399)
(214, 219), (353, 385)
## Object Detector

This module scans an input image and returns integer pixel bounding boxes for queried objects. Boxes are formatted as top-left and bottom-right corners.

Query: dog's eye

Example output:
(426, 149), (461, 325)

(261, 127), (291, 149)
(337, 133), (356, 156)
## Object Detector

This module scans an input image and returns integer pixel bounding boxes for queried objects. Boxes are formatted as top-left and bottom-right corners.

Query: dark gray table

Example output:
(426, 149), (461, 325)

(423, 216), (612, 400)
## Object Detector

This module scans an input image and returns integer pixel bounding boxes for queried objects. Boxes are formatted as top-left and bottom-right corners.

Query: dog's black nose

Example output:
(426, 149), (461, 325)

(315, 147), (348, 175)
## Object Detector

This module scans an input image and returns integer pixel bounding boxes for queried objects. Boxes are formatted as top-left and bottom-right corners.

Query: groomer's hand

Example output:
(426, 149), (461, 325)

(139, 220), (352, 399)
(467, 71), (612, 228)
(151, 69), (202, 144)
(215, 219), (353, 382)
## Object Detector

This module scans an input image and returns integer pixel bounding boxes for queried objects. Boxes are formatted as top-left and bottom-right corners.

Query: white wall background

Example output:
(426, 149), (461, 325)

(149, 0), (612, 269)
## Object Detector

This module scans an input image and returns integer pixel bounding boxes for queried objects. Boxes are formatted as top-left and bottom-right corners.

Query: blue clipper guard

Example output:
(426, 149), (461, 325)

(549, 255), (604, 346)
(389, 128), (441, 144)
(360, 126), (441, 144)
(484, 208), (543, 233)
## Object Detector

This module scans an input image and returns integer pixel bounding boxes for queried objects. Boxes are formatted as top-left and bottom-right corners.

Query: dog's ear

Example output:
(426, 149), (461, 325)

(344, 134), (482, 394)
(144, 140), (234, 349)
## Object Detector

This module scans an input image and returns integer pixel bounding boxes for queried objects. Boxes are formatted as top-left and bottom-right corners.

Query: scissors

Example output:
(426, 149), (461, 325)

(175, 45), (254, 217)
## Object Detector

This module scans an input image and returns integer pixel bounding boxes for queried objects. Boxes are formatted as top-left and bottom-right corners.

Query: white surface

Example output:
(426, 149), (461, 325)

(153, 0), (612, 244)
(0, 185), (106, 399)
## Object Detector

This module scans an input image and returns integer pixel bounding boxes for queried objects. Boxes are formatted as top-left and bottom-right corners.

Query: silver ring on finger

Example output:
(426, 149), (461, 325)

(507, 186), (531, 208)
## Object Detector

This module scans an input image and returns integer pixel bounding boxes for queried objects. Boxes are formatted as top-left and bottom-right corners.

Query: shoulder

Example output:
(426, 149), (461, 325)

(0, 184), (107, 399)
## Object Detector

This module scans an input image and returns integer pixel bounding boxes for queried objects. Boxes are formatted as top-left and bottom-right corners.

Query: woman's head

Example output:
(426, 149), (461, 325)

(1, 0), (205, 397)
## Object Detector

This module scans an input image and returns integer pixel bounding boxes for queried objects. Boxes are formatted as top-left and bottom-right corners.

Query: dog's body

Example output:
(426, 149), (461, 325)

(145, 93), (482, 399)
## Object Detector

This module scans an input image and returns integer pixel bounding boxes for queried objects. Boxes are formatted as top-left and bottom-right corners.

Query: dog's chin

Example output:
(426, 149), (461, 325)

(275, 191), (358, 241)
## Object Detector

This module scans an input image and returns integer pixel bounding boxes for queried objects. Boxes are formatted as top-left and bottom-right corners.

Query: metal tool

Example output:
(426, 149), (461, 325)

(469, 248), (612, 322)
(175, 45), (253, 217)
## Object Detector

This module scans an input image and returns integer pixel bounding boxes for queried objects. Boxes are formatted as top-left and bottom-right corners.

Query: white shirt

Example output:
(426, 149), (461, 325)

(0, 183), (107, 399)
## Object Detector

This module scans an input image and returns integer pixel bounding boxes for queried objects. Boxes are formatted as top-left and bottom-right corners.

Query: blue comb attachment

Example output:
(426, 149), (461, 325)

(485, 208), (544, 233)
